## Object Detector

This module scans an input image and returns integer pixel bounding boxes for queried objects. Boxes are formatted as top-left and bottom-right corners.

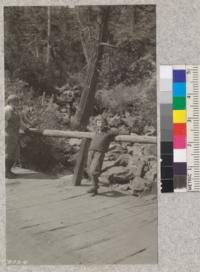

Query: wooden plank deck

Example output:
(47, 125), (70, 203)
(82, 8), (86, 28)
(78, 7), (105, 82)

(6, 168), (158, 265)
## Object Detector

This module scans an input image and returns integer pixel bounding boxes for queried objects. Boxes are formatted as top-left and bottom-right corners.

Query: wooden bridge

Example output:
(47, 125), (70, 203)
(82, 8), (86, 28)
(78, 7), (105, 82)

(6, 167), (157, 265)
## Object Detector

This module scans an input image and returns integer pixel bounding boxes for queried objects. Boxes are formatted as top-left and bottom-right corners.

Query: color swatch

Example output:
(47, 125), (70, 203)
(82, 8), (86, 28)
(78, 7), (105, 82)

(160, 65), (200, 193)
(172, 67), (187, 192)
(160, 66), (173, 192)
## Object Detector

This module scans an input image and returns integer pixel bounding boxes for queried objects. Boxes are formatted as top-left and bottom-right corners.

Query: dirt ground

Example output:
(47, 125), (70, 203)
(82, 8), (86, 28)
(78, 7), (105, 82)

(6, 167), (158, 265)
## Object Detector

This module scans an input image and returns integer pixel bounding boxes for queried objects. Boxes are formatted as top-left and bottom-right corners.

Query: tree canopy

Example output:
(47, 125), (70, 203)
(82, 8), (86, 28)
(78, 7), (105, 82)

(5, 5), (156, 93)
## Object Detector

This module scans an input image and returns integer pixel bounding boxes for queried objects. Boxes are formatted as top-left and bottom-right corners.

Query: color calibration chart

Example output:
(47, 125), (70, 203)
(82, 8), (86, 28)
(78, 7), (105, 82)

(160, 65), (200, 193)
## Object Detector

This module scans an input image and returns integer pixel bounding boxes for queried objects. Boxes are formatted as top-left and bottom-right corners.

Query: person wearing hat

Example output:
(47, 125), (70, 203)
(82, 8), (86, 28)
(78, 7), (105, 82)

(5, 94), (30, 178)
(87, 117), (119, 196)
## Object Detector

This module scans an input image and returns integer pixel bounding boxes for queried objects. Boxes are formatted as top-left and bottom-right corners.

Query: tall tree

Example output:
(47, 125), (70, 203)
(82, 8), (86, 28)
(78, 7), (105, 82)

(75, 7), (89, 65)
(46, 6), (51, 65)
(72, 6), (110, 129)
(72, 6), (110, 186)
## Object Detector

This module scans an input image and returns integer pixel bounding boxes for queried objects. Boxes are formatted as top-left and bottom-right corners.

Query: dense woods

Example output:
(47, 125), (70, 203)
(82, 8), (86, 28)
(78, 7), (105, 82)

(4, 5), (156, 193)
(5, 6), (156, 116)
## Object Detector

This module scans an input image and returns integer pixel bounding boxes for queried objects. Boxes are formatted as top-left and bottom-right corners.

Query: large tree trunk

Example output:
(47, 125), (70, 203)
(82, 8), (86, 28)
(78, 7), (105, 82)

(72, 7), (110, 130)
(72, 7), (110, 186)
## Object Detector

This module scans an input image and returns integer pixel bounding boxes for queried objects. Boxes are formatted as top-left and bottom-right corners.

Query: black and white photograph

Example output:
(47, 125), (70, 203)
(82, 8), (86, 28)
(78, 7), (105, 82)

(5, 5), (157, 265)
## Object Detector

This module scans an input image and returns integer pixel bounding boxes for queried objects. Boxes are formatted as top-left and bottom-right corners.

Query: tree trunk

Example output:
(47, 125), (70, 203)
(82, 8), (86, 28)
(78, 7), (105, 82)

(130, 6), (137, 33)
(75, 8), (89, 65)
(46, 6), (51, 65)
(72, 7), (110, 186)
(35, 45), (39, 58)
(72, 7), (110, 130)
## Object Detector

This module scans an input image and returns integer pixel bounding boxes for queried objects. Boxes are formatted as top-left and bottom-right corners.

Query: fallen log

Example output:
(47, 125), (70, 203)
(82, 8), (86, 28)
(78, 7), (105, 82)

(21, 128), (157, 144)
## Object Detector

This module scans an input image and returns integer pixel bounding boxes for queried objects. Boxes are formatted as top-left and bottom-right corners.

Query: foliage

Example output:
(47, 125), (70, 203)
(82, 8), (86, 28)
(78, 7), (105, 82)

(5, 5), (156, 92)
(95, 73), (156, 133)
(4, 6), (85, 93)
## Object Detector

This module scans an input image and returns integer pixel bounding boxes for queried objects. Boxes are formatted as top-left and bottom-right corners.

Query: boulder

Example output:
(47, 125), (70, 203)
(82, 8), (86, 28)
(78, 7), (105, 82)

(102, 166), (127, 176)
(144, 161), (157, 182)
(108, 174), (131, 184)
(107, 167), (134, 184)
(106, 143), (127, 161)
(106, 153), (117, 161)
(118, 184), (131, 191)
(131, 176), (153, 196)
(127, 143), (143, 156)
(128, 157), (146, 177)
(110, 184), (131, 192)
(143, 144), (157, 157)
(114, 154), (130, 167)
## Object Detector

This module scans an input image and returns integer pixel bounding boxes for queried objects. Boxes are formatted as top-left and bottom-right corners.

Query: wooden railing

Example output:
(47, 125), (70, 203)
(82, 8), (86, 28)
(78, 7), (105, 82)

(21, 128), (157, 144)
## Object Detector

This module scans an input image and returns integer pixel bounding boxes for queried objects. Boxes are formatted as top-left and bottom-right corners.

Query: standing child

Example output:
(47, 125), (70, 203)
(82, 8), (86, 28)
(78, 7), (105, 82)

(87, 117), (119, 196)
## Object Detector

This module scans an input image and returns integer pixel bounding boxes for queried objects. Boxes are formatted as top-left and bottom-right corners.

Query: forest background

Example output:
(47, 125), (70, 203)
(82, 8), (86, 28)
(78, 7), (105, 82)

(4, 6), (156, 192)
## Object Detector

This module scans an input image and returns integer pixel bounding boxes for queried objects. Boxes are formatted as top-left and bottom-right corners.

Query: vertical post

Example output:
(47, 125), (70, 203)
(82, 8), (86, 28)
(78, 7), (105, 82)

(73, 138), (91, 186)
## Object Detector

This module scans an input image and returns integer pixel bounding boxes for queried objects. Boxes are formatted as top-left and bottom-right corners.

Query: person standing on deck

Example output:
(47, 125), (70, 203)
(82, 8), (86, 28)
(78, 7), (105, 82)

(5, 95), (31, 178)
(87, 117), (119, 196)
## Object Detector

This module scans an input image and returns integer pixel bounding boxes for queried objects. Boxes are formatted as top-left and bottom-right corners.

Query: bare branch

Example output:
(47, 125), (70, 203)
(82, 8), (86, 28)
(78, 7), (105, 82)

(99, 42), (119, 48)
